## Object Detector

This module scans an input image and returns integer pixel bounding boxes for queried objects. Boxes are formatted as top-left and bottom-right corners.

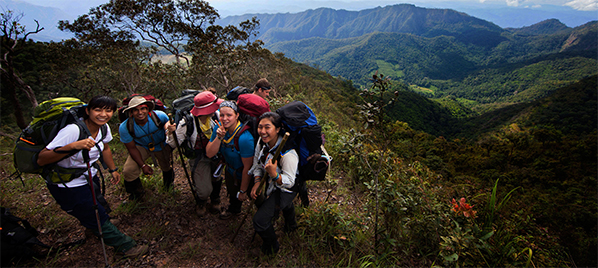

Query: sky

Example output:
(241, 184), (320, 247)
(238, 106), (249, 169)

(15, 0), (598, 16)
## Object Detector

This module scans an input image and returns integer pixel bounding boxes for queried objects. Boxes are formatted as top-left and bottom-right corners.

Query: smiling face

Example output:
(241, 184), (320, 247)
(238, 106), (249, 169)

(219, 107), (239, 130)
(86, 106), (114, 127)
(258, 117), (280, 147)
(130, 105), (149, 124)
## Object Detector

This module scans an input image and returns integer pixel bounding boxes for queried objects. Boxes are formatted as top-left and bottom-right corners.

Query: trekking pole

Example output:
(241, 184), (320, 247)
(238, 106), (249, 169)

(82, 149), (110, 267)
(231, 132), (289, 243)
(168, 115), (201, 205)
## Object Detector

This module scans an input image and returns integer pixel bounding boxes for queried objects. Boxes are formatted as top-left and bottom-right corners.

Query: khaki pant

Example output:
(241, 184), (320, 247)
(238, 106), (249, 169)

(123, 145), (172, 182)
(190, 155), (213, 201)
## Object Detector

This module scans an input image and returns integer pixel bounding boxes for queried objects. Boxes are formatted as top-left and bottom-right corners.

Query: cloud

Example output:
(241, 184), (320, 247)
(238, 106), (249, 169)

(506, 0), (521, 7)
(565, 0), (598, 10)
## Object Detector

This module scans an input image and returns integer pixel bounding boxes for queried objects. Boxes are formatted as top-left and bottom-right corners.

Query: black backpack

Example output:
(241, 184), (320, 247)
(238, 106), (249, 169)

(276, 101), (330, 182)
(226, 86), (251, 101)
(1, 207), (49, 267)
(171, 89), (206, 158)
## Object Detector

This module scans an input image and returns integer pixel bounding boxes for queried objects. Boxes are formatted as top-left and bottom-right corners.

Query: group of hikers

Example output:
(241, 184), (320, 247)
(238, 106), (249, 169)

(36, 78), (313, 260)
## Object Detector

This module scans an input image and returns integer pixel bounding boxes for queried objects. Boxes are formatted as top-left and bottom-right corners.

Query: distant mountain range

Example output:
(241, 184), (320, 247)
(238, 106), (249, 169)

(220, 4), (507, 46)
(220, 4), (596, 91)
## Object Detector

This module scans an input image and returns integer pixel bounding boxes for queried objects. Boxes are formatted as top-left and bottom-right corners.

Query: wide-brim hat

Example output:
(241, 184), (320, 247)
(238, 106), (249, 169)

(123, 96), (154, 112)
(191, 91), (224, 116)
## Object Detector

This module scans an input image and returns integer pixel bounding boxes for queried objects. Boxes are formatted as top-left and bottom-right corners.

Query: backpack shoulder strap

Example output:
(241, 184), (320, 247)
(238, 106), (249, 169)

(150, 111), (166, 129)
(126, 117), (136, 139)
(233, 123), (252, 152)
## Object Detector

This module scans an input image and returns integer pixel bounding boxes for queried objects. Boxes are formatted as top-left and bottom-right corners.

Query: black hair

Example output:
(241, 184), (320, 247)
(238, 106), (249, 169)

(87, 96), (117, 112)
(258, 112), (282, 129)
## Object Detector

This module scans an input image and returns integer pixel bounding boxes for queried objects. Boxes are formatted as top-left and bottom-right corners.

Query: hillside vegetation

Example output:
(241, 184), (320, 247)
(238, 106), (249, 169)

(1, 1), (596, 267)
(226, 5), (596, 116)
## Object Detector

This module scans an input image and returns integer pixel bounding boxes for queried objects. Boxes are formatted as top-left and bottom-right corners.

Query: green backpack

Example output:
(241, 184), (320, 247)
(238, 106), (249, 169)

(13, 97), (106, 184)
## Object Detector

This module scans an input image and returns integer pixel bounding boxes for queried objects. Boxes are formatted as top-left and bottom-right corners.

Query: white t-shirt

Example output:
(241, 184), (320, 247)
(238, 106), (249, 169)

(45, 123), (113, 188)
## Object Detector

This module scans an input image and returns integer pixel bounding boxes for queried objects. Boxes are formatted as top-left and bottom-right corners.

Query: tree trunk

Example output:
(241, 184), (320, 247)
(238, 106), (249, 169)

(4, 79), (27, 129)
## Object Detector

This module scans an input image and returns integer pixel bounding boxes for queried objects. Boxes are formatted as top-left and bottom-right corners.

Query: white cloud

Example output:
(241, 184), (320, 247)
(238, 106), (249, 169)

(564, 0), (598, 10)
(506, 0), (521, 6)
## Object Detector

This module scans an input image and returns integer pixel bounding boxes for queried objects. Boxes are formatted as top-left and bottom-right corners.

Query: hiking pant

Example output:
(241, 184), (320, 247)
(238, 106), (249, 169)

(122, 145), (172, 182)
(253, 189), (297, 233)
(190, 155), (213, 201)
(223, 169), (253, 214)
(47, 183), (136, 252)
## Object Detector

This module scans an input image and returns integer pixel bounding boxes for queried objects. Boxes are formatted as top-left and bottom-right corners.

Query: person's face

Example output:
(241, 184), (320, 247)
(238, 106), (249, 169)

(199, 112), (214, 123)
(130, 105), (149, 122)
(219, 107), (239, 129)
(258, 117), (279, 145)
(86, 106), (114, 126)
(256, 87), (271, 99)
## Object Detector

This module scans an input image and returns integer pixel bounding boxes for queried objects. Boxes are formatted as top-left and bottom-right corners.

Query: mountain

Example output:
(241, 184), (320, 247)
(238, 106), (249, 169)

(0, 0), (74, 41)
(219, 4), (506, 47)
(266, 13), (596, 108)
(506, 18), (570, 35)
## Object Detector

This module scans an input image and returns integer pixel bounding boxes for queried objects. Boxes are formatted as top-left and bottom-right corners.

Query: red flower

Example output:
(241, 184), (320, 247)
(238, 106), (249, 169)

(451, 197), (477, 218)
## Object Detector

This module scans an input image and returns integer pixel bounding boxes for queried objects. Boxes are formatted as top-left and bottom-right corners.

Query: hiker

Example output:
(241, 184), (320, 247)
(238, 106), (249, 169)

(36, 95), (148, 258)
(250, 112), (298, 255)
(119, 95), (173, 200)
(206, 101), (255, 220)
(166, 90), (224, 216)
(253, 78), (272, 99)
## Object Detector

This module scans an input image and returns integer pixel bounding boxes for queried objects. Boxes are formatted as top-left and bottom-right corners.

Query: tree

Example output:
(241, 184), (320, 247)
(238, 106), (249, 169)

(58, 0), (263, 93)
(1, 9), (43, 129)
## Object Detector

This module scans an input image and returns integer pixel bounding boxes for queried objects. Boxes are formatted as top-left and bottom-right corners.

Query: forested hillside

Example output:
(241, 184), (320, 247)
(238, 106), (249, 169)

(1, 0), (596, 267)
(223, 5), (596, 118)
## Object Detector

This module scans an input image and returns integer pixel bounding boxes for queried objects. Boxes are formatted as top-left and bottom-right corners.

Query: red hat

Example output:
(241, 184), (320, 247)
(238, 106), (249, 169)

(191, 91), (223, 116)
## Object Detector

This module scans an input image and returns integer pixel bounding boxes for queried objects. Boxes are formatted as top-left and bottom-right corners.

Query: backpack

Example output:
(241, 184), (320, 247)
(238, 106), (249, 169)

(13, 97), (107, 184)
(1, 207), (49, 267)
(118, 94), (167, 122)
(226, 86), (251, 101)
(228, 94), (271, 151)
(276, 101), (329, 182)
(171, 89), (205, 158)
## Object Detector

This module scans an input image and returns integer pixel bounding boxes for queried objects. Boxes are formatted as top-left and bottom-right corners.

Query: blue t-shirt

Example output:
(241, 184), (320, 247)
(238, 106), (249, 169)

(119, 110), (169, 151)
(209, 123), (255, 178)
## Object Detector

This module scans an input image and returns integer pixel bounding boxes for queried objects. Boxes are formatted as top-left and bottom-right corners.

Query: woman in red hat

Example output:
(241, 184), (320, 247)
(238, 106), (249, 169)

(167, 90), (224, 216)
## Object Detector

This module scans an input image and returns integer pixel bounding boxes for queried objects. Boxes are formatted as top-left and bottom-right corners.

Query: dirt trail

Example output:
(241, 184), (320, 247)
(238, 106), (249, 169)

(22, 165), (342, 267)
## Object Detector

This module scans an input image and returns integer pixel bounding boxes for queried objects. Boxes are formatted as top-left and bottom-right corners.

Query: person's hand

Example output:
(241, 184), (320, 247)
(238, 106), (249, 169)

(251, 183), (261, 200)
(110, 171), (121, 185)
(141, 164), (154, 175)
(72, 137), (96, 151)
(167, 123), (176, 133)
(216, 121), (226, 140)
(237, 191), (248, 201)
(264, 158), (277, 178)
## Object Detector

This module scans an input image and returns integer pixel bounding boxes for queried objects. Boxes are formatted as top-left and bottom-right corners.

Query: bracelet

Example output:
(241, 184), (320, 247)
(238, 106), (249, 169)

(141, 164), (148, 169)
(109, 167), (119, 173)
(274, 173), (280, 181)
(239, 189), (246, 194)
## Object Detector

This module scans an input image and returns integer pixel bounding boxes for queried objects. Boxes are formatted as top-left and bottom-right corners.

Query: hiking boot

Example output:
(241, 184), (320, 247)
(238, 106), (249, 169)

(195, 202), (207, 218)
(208, 202), (221, 214)
(162, 169), (174, 190)
(124, 178), (145, 201)
(219, 210), (239, 220)
(120, 244), (149, 258)
(110, 218), (121, 226)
